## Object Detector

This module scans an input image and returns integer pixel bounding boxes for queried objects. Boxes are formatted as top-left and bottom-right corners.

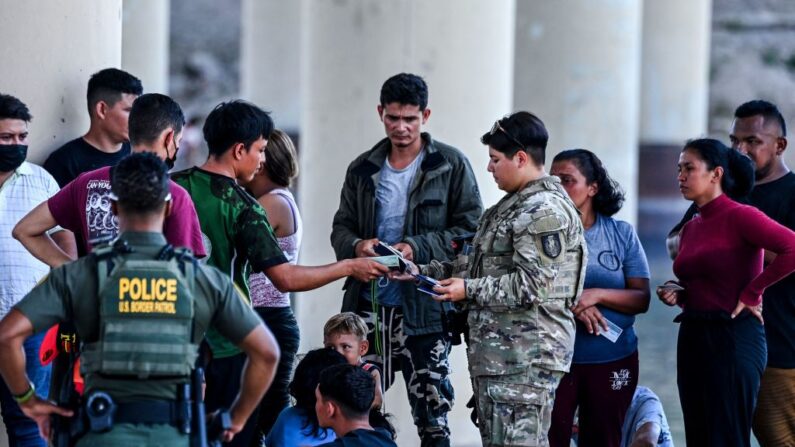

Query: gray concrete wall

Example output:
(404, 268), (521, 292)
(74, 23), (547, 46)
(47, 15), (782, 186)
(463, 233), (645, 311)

(296, 2), (515, 445)
(0, 0), (122, 164)
(514, 0), (643, 225)
(122, 0), (170, 94)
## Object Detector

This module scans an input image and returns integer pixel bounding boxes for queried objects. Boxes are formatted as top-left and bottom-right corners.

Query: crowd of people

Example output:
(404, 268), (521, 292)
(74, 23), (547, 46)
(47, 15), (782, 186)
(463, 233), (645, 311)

(0, 67), (792, 447)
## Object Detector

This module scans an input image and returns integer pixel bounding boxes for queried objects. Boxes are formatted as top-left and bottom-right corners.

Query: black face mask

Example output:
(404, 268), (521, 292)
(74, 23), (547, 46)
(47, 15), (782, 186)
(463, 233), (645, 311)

(165, 144), (179, 170)
(0, 144), (27, 172)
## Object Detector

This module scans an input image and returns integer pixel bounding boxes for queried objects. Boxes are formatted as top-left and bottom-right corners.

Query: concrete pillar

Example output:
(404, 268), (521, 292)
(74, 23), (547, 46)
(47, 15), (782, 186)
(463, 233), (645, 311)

(514, 1), (643, 224)
(0, 4), (122, 444)
(122, 0), (170, 94)
(0, 0), (122, 165)
(240, 0), (301, 132)
(640, 0), (711, 145)
(296, 1), (514, 445)
(638, 0), (712, 201)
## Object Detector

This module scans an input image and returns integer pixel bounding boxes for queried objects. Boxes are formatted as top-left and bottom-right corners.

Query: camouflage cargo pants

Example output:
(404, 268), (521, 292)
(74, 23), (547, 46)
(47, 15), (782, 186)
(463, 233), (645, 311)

(358, 299), (454, 447)
(473, 367), (563, 447)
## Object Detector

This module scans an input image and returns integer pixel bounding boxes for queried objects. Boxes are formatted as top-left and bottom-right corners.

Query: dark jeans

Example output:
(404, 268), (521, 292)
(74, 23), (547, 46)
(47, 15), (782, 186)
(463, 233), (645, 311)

(205, 353), (259, 447)
(252, 306), (300, 445)
(549, 351), (639, 447)
(0, 331), (52, 447)
(677, 311), (766, 447)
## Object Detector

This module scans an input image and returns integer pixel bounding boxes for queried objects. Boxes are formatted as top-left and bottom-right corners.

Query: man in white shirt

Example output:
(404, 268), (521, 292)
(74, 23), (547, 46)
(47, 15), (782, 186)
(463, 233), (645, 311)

(0, 93), (75, 446)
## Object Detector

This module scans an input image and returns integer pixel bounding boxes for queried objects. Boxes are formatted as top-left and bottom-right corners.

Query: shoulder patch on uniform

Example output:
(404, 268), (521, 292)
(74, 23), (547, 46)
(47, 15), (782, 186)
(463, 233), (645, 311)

(540, 233), (562, 258)
(528, 213), (565, 234)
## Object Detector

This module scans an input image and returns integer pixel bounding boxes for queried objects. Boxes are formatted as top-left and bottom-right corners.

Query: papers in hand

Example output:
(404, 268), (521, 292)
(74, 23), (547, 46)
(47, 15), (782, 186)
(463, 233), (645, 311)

(373, 242), (408, 272)
(370, 255), (402, 270)
(414, 273), (442, 297)
(600, 317), (623, 343)
(657, 282), (684, 292)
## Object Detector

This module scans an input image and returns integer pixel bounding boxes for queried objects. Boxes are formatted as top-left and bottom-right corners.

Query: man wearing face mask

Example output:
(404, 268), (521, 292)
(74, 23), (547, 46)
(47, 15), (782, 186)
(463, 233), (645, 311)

(13, 95), (205, 435)
(0, 93), (76, 446)
(13, 93), (205, 265)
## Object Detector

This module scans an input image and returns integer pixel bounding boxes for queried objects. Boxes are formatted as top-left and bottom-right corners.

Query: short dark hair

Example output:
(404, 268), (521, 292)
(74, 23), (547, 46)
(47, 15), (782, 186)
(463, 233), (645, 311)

(128, 94), (186, 147)
(289, 349), (348, 439)
(86, 68), (143, 114)
(553, 149), (625, 216)
(734, 100), (787, 137)
(0, 94), (32, 122)
(481, 111), (548, 165)
(110, 152), (171, 214)
(263, 130), (299, 187)
(203, 100), (274, 157)
(318, 364), (374, 419)
(380, 73), (429, 110)
(683, 138), (755, 200)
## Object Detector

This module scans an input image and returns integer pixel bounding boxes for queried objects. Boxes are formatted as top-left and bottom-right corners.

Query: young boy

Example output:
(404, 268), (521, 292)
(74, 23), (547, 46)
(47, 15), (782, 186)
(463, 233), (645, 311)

(323, 312), (383, 409)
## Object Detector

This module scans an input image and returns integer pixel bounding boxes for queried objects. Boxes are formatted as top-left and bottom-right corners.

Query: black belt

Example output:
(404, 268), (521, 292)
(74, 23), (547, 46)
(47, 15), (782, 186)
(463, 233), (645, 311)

(114, 400), (183, 426)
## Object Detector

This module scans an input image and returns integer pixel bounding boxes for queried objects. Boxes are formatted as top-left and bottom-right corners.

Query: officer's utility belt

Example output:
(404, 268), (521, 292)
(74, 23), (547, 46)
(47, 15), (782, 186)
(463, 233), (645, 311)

(81, 391), (192, 433)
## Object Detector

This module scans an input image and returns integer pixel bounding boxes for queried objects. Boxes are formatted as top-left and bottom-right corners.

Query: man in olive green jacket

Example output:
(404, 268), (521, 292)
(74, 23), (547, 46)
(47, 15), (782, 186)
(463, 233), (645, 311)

(330, 73), (482, 447)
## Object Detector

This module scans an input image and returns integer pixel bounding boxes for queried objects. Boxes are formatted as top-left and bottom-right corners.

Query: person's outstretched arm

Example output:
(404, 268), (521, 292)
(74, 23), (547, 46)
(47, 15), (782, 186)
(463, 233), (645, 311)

(264, 259), (389, 292)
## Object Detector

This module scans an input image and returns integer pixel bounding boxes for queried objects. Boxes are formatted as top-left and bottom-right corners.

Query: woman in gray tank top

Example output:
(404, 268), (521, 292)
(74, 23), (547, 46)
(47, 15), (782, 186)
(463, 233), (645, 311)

(243, 129), (303, 443)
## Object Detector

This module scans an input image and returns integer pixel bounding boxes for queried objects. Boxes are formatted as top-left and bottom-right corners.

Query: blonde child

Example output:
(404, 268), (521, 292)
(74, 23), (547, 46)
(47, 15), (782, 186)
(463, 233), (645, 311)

(323, 312), (384, 409)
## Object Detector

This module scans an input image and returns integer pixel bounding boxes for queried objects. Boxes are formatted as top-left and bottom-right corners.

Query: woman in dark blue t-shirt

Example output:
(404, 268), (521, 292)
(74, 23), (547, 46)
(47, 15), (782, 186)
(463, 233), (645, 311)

(549, 149), (651, 447)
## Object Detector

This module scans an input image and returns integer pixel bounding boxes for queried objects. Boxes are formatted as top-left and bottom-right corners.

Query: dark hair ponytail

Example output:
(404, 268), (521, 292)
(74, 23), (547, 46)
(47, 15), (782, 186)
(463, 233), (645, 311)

(725, 147), (755, 199)
(682, 138), (754, 201)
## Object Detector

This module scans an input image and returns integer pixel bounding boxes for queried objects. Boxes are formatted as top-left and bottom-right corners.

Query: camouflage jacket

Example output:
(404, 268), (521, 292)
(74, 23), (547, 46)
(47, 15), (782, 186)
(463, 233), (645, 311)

(424, 175), (586, 374)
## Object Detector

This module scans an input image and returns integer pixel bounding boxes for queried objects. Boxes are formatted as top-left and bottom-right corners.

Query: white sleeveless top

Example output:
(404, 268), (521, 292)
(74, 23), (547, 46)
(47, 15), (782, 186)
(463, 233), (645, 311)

(249, 188), (303, 308)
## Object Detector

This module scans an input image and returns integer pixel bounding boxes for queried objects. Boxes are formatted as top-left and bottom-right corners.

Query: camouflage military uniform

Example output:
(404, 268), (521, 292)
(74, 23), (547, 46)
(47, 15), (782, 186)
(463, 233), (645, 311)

(424, 176), (586, 447)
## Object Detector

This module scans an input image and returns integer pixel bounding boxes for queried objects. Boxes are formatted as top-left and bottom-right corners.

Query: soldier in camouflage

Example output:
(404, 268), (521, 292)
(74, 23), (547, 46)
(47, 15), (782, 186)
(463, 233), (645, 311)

(399, 111), (586, 446)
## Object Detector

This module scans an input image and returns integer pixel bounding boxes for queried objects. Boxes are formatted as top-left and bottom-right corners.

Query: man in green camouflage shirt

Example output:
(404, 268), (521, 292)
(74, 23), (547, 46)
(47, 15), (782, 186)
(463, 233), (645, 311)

(401, 112), (586, 446)
(172, 100), (388, 446)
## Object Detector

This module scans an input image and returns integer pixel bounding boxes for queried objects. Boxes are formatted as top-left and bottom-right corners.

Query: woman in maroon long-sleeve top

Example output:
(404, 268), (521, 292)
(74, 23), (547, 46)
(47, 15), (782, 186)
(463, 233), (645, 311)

(657, 138), (795, 447)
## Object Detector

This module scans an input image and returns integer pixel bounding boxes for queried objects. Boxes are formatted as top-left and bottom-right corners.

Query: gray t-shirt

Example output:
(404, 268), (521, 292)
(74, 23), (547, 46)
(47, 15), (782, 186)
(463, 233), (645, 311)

(620, 386), (674, 447)
(366, 152), (423, 306)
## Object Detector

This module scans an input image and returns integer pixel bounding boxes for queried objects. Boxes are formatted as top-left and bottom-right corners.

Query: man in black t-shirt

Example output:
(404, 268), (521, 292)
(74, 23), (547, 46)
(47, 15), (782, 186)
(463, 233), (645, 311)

(316, 364), (396, 447)
(44, 68), (142, 187)
(729, 100), (795, 447)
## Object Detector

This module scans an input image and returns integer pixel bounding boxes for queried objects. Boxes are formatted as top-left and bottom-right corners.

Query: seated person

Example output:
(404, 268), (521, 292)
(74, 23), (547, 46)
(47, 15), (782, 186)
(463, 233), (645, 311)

(315, 364), (397, 447)
(323, 312), (383, 409)
(572, 385), (673, 447)
(621, 386), (674, 447)
(265, 349), (346, 447)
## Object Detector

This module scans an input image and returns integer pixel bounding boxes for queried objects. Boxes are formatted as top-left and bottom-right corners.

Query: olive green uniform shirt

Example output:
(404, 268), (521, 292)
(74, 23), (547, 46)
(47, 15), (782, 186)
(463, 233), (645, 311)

(15, 231), (262, 402)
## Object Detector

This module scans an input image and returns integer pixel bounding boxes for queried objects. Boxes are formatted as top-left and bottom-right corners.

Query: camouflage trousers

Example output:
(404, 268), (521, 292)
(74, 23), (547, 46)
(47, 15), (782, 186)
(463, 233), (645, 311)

(358, 299), (454, 447)
(473, 367), (564, 447)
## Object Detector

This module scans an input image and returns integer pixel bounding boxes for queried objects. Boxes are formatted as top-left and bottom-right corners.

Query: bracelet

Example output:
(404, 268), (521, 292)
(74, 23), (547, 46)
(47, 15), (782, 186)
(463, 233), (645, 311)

(13, 382), (35, 404)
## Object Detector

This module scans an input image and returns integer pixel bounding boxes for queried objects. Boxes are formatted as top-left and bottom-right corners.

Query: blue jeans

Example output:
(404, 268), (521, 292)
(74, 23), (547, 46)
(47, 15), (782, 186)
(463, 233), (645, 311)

(0, 331), (52, 447)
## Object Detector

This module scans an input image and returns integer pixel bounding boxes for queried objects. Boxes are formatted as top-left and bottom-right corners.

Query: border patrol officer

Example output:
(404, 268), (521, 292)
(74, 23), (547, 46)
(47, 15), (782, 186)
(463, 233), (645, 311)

(0, 153), (280, 446)
(398, 112), (586, 446)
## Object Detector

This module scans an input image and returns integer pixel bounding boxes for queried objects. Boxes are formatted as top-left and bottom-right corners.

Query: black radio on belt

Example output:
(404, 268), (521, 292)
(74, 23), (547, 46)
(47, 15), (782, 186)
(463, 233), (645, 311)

(85, 392), (116, 432)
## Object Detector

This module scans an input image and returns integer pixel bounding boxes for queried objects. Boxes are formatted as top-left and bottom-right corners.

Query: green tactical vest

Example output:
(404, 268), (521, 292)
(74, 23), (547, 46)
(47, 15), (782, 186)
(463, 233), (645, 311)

(468, 182), (586, 306)
(81, 245), (199, 379)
